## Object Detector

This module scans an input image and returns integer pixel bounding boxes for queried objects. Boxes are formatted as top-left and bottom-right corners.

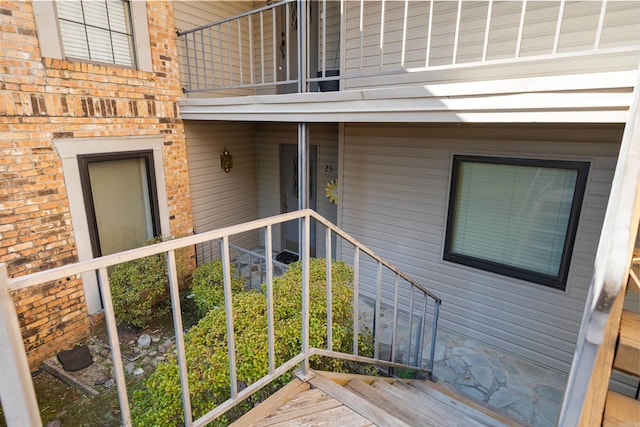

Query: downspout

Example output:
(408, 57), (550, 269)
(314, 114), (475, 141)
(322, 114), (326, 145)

(296, 0), (312, 379)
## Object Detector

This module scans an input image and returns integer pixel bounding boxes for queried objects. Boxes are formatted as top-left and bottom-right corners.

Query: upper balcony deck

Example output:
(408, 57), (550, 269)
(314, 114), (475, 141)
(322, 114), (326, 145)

(176, 0), (640, 123)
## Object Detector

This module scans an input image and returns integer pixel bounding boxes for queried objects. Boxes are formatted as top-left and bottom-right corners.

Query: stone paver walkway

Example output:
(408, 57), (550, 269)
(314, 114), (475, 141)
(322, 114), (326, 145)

(431, 328), (566, 427)
(358, 298), (566, 427)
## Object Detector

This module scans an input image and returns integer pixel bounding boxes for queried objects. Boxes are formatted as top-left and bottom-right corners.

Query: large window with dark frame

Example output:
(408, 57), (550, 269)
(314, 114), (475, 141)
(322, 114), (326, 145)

(444, 155), (590, 290)
(78, 151), (160, 258)
(56, 0), (135, 67)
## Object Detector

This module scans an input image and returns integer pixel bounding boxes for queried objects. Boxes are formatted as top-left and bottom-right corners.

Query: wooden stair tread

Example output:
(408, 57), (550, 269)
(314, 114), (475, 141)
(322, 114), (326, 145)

(345, 378), (442, 426)
(230, 378), (310, 427)
(309, 372), (411, 427)
(603, 390), (640, 427)
(372, 379), (497, 427)
(614, 309), (640, 377)
(408, 380), (520, 427)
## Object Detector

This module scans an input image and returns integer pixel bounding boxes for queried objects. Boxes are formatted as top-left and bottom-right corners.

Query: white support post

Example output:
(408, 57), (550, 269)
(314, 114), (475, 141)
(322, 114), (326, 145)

(0, 264), (42, 427)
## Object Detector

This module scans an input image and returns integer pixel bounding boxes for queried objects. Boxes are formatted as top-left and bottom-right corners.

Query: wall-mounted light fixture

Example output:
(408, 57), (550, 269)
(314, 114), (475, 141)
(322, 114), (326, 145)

(220, 149), (233, 173)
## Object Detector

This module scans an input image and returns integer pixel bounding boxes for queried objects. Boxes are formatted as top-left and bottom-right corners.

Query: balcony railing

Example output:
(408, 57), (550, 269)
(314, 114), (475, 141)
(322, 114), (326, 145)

(177, 0), (640, 94)
(0, 210), (441, 426)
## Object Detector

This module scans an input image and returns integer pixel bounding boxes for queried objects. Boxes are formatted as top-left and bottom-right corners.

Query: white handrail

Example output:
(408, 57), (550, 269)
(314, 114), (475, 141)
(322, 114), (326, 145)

(2, 209), (441, 426)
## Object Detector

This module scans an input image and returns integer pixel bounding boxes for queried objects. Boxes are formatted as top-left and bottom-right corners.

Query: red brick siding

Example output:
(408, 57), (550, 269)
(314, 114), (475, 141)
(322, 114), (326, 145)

(0, 1), (194, 370)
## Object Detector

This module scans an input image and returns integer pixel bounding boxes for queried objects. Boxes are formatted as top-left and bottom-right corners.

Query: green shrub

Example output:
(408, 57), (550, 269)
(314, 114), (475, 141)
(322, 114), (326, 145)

(109, 239), (187, 329)
(131, 258), (374, 426)
(109, 252), (169, 329)
(190, 260), (245, 316)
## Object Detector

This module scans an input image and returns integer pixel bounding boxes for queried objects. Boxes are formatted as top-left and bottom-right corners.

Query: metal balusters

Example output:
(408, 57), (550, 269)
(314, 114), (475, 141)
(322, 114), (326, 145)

(272, 7), (277, 85)
(200, 29), (206, 87)
(238, 18), (243, 86)
(391, 273), (400, 364)
(166, 250), (193, 426)
(353, 247), (360, 356)
(301, 214), (311, 376)
(97, 267), (132, 427)
(265, 226), (276, 374)
(249, 14), (254, 85)
(482, 0), (494, 62)
(452, 0), (463, 64)
(515, 0), (528, 58)
(221, 236), (238, 399)
(594, 0), (608, 50)
(552, 0), (566, 55)
(417, 293), (428, 369)
(374, 262), (382, 360)
(428, 300), (441, 379)
(401, 0), (409, 68)
(260, 11), (265, 84)
(407, 285), (415, 366)
(325, 227), (333, 351)
(379, 0), (386, 70)
(425, 0), (434, 67)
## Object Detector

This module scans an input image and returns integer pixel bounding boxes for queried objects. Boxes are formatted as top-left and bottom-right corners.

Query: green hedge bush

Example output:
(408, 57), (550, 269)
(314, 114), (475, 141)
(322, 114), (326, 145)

(109, 239), (188, 329)
(190, 260), (245, 316)
(131, 258), (373, 426)
(109, 252), (169, 329)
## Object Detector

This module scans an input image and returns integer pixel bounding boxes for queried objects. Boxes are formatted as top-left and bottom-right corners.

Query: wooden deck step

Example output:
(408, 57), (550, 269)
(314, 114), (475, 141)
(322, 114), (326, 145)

(407, 380), (520, 427)
(613, 309), (640, 377)
(603, 390), (640, 427)
(234, 370), (520, 426)
(344, 378), (441, 426)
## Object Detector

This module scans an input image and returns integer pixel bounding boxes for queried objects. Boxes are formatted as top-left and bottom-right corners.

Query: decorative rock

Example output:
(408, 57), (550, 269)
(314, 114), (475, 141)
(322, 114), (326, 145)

(94, 376), (109, 386)
(46, 420), (62, 427)
(151, 335), (161, 343)
(148, 350), (158, 357)
(100, 349), (111, 359)
(144, 365), (155, 374)
(125, 362), (136, 375)
(133, 368), (144, 376)
(103, 378), (115, 388)
(138, 334), (152, 348)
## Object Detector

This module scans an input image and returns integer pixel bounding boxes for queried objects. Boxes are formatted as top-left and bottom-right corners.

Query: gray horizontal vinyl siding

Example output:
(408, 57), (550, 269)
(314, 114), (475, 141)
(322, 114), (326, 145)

(340, 123), (622, 372)
(184, 121), (259, 258)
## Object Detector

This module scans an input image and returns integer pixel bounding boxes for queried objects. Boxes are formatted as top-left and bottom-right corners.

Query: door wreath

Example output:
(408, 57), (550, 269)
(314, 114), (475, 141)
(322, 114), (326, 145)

(325, 179), (338, 205)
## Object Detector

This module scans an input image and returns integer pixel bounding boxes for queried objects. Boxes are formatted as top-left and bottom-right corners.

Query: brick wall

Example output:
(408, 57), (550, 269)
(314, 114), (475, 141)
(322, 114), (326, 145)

(0, 1), (194, 370)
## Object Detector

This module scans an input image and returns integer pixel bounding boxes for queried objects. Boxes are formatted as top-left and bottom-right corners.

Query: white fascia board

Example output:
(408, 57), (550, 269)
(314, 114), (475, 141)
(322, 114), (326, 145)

(179, 70), (636, 124)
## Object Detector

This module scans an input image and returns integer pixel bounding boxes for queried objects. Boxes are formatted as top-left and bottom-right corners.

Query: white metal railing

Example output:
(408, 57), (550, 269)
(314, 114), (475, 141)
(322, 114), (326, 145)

(177, 0), (640, 94)
(0, 210), (441, 427)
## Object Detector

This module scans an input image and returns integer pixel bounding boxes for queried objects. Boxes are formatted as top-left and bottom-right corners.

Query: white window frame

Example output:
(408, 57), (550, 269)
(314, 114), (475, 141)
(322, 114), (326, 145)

(55, 136), (170, 313)
(33, 0), (152, 72)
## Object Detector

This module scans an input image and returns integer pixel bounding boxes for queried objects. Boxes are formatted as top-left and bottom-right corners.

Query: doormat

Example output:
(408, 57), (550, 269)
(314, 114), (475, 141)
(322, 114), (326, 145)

(57, 345), (93, 372)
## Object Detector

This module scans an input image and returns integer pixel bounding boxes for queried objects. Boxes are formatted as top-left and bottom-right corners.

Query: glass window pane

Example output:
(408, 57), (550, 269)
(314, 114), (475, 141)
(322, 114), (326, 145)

(88, 158), (154, 256)
(57, 0), (134, 66)
(446, 156), (588, 289)
(86, 26), (114, 63)
(81, 0), (109, 29)
(58, 20), (90, 59)
(56, 0), (84, 22)
(107, 0), (129, 33)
